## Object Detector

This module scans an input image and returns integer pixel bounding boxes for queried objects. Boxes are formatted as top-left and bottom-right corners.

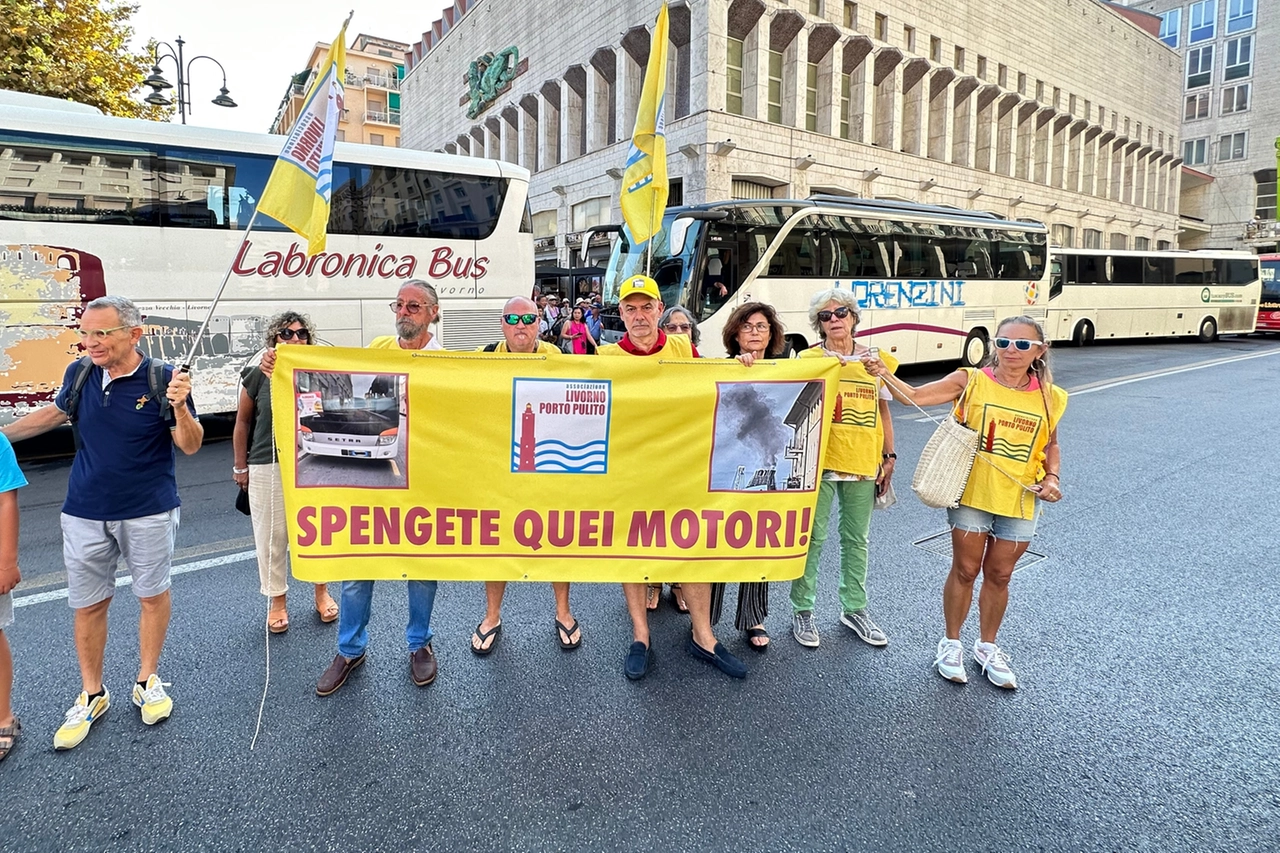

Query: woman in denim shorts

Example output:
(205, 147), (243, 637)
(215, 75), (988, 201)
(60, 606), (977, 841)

(867, 316), (1067, 689)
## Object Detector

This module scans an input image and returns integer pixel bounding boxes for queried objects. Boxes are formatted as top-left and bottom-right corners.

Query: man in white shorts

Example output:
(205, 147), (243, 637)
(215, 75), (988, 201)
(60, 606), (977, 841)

(2, 295), (203, 750)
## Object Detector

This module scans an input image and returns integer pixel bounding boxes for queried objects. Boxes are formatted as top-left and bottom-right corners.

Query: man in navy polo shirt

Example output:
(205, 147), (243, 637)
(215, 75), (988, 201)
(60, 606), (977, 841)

(2, 295), (202, 750)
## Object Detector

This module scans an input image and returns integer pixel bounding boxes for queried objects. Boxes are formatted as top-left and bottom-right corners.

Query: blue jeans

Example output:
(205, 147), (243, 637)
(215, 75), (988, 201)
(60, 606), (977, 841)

(337, 580), (438, 658)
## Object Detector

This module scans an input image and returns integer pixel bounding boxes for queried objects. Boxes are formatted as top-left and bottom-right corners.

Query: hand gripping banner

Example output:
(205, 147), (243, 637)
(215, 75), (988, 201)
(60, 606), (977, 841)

(271, 346), (840, 583)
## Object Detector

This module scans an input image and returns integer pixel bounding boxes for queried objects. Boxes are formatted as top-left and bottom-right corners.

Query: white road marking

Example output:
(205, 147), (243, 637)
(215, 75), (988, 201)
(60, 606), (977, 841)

(908, 347), (1280, 421)
(12, 549), (256, 608)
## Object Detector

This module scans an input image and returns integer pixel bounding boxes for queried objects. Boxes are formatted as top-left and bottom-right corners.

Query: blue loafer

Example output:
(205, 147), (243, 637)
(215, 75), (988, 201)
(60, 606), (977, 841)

(624, 641), (655, 680)
(688, 638), (747, 679)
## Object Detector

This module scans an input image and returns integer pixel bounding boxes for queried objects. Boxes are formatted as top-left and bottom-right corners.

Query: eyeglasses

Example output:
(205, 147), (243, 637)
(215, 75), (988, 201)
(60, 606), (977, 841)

(277, 328), (310, 341)
(994, 337), (1038, 351)
(663, 322), (692, 333)
(816, 307), (853, 323)
(74, 325), (131, 340)
(503, 313), (539, 326)
(390, 300), (434, 314)
(740, 323), (770, 333)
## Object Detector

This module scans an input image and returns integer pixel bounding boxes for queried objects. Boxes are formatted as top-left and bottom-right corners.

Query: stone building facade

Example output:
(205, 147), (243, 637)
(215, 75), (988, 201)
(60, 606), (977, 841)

(1128, 0), (1275, 250)
(271, 34), (409, 147)
(401, 0), (1184, 268)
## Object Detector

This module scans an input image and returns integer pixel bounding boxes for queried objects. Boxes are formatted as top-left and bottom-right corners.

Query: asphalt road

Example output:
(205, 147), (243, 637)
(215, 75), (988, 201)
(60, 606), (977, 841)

(2, 335), (1279, 852)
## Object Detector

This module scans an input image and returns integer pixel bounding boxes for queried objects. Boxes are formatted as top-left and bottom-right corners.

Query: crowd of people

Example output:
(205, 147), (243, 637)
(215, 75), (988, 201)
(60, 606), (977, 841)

(0, 276), (1066, 760)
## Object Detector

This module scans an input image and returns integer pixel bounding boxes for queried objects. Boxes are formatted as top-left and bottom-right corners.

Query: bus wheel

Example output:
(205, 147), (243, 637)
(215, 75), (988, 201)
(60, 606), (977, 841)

(1071, 320), (1095, 347)
(961, 329), (988, 367)
(1197, 316), (1218, 343)
(783, 335), (805, 357)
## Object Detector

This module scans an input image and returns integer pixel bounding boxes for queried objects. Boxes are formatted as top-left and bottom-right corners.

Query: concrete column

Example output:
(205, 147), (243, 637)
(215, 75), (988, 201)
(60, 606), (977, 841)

(586, 67), (607, 153)
(560, 79), (578, 162)
(782, 26), (809, 128)
(518, 100), (537, 173)
(744, 24), (769, 120)
(539, 90), (560, 168)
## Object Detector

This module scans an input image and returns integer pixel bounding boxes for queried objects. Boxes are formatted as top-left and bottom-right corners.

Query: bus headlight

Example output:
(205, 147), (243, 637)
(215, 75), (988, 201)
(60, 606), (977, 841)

(376, 428), (398, 445)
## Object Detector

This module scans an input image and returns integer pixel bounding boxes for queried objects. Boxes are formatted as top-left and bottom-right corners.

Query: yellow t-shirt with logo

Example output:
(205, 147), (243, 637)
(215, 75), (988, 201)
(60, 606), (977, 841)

(474, 340), (561, 355)
(799, 348), (899, 478)
(956, 367), (1068, 519)
(596, 334), (694, 358)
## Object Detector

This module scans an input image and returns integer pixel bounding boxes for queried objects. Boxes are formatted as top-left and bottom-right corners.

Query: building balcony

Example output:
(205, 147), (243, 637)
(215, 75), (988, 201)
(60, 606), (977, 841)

(363, 109), (401, 126)
(365, 73), (400, 91)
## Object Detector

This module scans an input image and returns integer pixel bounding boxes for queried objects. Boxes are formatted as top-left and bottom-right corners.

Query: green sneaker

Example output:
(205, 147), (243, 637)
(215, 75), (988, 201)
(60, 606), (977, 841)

(54, 688), (110, 750)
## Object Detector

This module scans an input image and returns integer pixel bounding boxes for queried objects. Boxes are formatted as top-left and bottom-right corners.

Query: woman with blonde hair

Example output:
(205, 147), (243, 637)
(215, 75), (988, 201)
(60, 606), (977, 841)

(866, 315), (1066, 689)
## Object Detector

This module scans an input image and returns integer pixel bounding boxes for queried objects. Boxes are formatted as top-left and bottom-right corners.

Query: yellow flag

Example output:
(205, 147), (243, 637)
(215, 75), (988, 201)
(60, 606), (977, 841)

(619, 3), (669, 246)
(257, 19), (349, 255)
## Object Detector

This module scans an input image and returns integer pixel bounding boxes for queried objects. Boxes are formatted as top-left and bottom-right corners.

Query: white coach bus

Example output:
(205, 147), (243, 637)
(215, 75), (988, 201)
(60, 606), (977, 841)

(0, 91), (532, 422)
(601, 196), (1049, 364)
(1047, 247), (1260, 345)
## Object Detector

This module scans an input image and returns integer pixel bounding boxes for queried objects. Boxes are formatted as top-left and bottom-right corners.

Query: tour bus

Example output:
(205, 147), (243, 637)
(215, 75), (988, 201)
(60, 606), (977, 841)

(0, 90), (532, 423)
(296, 371), (403, 461)
(1258, 253), (1280, 333)
(601, 196), (1049, 364)
(1047, 247), (1260, 344)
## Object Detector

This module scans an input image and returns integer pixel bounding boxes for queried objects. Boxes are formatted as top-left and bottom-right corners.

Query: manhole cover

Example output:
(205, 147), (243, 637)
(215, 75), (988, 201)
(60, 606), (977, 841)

(910, 530), (1048, 573)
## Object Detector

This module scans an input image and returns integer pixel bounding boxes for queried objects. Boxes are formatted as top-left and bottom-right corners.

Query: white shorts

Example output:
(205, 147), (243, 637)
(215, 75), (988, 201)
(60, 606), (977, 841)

(61, 509), (180, 609)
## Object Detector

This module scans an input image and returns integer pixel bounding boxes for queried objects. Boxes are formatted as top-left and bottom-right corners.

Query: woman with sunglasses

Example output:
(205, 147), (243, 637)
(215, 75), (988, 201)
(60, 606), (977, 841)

(233, 312), (339, 634)
(659, 306), (701, 348)
(791, 290), (898, 651)
(716, 301), (788, 650)
(866, 315), (1066, 689)
(559, 305), (598, 354)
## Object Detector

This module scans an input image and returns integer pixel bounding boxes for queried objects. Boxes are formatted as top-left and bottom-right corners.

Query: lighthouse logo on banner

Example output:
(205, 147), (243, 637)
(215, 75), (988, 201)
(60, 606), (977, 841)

(511, 378), (612, 474)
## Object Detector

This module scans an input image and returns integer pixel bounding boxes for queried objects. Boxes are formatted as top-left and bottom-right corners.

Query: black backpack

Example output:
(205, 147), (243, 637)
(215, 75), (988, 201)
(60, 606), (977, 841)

(63, 355), (174, 448)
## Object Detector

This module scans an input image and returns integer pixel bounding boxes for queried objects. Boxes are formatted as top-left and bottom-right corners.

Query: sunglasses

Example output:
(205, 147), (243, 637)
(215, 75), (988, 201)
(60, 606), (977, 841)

(994, 337), (1039, 351)
(390, 300), (433, 314)
(503, 313), (539, 326)
(816, 307), (853, 322)
(277, 328), (310, 341)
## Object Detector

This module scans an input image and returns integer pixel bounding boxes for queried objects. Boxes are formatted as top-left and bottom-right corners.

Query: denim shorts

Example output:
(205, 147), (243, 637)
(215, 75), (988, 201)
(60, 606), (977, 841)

(947, 504), (1038, 543)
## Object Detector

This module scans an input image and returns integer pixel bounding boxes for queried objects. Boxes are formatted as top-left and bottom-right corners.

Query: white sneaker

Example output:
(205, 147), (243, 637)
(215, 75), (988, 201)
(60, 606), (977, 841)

(934, 638), (967, 683)
(132, 674), (173, 724)
(973, 641), (1017, 689)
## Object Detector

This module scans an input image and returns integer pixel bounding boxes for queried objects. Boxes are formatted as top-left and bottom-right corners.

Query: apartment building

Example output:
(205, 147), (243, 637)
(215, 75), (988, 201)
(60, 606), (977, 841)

(271, 33), (410, 147)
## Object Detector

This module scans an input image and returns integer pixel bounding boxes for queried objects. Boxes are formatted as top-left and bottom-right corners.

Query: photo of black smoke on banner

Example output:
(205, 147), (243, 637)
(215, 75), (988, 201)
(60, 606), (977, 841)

(708, 381), (824, 493)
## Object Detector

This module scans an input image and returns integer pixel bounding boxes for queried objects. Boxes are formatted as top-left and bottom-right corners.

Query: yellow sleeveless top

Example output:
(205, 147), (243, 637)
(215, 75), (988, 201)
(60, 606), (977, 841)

(596, 334), (694, 358)
(798, 348), (899, 478)
(956, 368), (1068, 518)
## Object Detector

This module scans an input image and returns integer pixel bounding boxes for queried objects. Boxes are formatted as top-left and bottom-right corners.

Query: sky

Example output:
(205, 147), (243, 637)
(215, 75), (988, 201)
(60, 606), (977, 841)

(128, 0), (454, 134)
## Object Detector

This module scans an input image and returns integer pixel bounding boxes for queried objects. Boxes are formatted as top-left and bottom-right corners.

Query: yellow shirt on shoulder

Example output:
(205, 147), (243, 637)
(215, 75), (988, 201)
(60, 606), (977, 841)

(596, 334), (694, 358)
(956, 367), (1068, 518)
(473, 340), (561, 354)
(368, 334), (444, 351)
(799, 347), (899, 477)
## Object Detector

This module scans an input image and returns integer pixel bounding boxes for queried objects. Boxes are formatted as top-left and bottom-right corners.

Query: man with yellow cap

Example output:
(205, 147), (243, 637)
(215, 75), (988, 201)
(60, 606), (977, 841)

(597, 275), (747, 681)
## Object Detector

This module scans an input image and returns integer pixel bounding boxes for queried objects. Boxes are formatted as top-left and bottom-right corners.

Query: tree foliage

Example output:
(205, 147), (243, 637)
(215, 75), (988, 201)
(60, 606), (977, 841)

(0, 0), (172, 119)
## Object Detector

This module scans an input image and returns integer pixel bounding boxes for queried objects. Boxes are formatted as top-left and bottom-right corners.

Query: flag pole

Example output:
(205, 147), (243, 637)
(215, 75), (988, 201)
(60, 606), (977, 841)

(180, 208), (263, 372)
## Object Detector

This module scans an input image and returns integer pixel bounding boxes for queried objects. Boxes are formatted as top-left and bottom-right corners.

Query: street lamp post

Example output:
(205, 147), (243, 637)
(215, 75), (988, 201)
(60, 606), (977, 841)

(142, 36), (237, 124)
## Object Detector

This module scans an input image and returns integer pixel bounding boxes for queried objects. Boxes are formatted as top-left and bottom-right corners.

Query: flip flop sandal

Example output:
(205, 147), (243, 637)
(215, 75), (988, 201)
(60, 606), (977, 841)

(645, 585), (661, 611)
(669, 584), (690, 614)
(745, 626), (770, 653)
(471, 621), (502, 656)
(0, 717), (20, 763)
(267, 609), (289, 634)
(555, 618), (582, 651)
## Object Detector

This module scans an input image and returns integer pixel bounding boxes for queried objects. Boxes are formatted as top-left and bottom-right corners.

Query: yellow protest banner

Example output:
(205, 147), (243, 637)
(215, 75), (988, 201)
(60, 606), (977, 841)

(271, 346), (840, 583)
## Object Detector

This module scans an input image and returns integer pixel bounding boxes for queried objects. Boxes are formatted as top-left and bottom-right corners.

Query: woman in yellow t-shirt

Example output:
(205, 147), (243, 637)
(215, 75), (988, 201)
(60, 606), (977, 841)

(867, 315), (1066, 690)
(790, 289), (897, 651)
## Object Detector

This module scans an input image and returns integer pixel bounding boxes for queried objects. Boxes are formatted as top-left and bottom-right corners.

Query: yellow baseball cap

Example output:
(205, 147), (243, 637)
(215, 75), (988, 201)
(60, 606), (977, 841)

(617, 274), (661, 302)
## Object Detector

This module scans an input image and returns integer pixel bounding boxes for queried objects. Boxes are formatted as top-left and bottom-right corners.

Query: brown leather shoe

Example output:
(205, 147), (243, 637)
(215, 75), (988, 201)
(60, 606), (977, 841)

(409, 643), (437, 686)
(316, 652), (364, 697)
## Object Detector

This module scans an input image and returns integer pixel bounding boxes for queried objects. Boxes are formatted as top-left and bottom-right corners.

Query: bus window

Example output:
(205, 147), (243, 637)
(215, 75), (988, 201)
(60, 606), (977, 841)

(894, 233), (944, 278)
(1143, 255), (1174, 285)
(1110, 254), (1144, 285)
(764, 224), (823, 277)
(990, 232), (1038, 279)
(1076, 254), (1108, 284)
(1216, 257), (1257, 285)
(1049, 259), (1063, 299)
(1174, 257), (1209, 284)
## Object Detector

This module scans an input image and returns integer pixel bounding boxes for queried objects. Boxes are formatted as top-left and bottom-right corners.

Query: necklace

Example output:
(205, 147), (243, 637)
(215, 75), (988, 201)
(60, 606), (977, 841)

(992, 370), (1031, 391)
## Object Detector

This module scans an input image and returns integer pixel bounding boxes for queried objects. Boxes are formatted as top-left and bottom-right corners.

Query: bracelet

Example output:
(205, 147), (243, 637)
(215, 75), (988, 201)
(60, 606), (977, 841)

(232, 466), (249, 475)
(882, 452), (897, 460)
(1043, 472), (1059, 480)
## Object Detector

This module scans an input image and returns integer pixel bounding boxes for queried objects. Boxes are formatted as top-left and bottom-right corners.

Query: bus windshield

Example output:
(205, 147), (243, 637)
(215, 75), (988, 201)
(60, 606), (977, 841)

(1262, 257), (1280, 303)
(603, 214), (704, 309)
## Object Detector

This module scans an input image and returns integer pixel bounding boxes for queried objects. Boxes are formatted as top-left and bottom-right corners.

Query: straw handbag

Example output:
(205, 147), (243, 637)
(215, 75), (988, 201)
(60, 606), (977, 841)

(910, 373), (979, 509)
